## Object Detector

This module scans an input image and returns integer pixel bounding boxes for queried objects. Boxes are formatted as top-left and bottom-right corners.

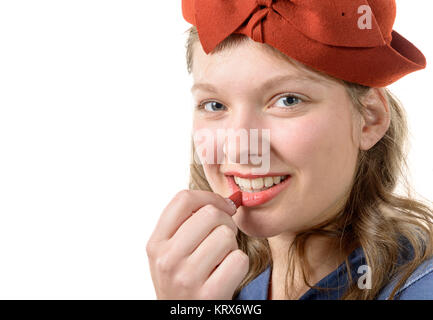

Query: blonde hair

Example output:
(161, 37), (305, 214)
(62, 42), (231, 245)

(184, 26), (433, 299)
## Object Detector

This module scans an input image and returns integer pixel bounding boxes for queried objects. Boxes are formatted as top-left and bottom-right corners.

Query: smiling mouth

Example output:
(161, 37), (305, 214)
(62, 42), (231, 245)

(233, 175), (290, 193)
(225, 174), (292, 207)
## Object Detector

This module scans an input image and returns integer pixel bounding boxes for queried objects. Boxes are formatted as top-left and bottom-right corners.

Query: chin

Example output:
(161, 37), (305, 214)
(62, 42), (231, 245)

(234, 212), (281, 238)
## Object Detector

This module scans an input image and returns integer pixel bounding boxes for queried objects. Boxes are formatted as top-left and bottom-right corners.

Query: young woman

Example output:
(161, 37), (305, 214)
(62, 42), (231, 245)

(146, 0), (433, 299)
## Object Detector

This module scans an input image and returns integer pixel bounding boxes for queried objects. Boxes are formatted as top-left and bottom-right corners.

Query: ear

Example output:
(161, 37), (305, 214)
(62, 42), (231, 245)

(359, 88), (391, 151)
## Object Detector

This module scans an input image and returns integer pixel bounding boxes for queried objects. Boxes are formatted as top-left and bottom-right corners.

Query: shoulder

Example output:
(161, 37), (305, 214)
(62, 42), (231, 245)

(376, 255), (433, 300)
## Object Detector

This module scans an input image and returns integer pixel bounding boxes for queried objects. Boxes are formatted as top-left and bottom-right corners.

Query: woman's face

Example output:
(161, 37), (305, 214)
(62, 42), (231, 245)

(191, 39), (362, 238)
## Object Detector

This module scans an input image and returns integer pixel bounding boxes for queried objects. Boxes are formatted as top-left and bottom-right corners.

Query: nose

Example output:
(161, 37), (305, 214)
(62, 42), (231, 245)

(222, 106), (270, 166)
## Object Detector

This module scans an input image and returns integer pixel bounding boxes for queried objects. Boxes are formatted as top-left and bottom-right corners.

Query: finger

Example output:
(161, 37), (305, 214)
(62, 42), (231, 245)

(148, 189), (237, 243)
(169, 204), (238, 258)
(185, 224), (238, 283)
(204, 249), (249, 299)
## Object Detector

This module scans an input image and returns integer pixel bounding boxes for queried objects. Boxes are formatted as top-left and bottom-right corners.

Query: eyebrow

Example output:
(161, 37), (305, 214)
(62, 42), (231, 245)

(190, 73), (327, 94)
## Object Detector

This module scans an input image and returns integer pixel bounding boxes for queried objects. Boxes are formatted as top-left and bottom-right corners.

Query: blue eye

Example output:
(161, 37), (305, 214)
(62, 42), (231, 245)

(198, 101), (227, 112)
(196, 94), (303, 113)
(274, 95), (302, 108)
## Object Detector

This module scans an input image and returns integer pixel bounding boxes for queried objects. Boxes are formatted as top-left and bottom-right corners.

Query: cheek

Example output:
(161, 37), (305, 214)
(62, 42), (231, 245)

(192, 122), (222, 167)
(272, 110), (357, 190)
(192, 123), (224, 192)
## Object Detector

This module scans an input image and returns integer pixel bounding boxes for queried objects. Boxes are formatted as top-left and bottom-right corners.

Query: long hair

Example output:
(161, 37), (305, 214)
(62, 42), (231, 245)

(184, 26), (433, 300)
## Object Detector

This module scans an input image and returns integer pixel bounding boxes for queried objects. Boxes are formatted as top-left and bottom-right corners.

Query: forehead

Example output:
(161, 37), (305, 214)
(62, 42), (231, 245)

(191, 39), (335, 89)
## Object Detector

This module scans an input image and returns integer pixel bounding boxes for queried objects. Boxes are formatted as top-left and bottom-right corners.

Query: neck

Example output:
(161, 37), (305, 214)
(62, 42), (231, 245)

(267, 233), (346, 300)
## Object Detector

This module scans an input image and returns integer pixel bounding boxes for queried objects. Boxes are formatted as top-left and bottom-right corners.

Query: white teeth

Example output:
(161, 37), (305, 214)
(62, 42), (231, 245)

(264, 176), (274, 187)
(273, 176), (281, 184)
(251, 178), (264, 190)
(235, 177), (251, 189)
(233, 175), (288, 192)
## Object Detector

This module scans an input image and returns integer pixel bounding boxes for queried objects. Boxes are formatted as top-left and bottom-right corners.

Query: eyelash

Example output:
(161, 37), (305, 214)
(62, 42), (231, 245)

(195, 94), (305, 113)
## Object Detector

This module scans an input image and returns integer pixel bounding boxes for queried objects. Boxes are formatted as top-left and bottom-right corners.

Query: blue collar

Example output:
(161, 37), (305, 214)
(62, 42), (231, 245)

(234, 246), (367, 300)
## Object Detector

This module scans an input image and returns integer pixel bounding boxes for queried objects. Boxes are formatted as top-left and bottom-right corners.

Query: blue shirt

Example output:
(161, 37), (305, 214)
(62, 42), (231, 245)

(234, 245), (433, 300)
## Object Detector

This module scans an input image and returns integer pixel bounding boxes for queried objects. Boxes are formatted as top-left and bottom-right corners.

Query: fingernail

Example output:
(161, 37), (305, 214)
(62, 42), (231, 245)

(224, 198), (237, 212)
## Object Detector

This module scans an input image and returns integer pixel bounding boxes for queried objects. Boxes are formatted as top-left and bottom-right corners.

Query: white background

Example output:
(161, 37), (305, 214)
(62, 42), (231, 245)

(0, 1), (432, 299)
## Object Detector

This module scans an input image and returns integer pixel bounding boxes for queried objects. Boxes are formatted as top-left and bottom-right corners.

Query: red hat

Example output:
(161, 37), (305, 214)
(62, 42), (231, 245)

(182, 0), (426, 87)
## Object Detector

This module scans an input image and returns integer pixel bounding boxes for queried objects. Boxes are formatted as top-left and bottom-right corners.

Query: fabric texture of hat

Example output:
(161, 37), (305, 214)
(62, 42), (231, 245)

(182, 0), (426, 87)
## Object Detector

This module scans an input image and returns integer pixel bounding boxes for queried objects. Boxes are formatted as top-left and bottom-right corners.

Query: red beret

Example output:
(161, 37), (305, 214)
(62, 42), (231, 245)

(182, 0), (426, 87)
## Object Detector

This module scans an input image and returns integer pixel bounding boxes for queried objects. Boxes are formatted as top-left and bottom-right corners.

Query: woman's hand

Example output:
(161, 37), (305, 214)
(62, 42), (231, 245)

(146, 189), (249, 300)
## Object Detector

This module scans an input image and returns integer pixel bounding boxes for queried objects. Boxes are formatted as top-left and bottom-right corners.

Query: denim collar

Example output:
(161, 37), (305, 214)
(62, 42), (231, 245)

(234, 246), (367, 300)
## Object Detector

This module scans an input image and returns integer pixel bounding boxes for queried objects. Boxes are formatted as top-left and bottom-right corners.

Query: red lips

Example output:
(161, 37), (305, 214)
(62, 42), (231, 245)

(226, 175), (291, 207)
